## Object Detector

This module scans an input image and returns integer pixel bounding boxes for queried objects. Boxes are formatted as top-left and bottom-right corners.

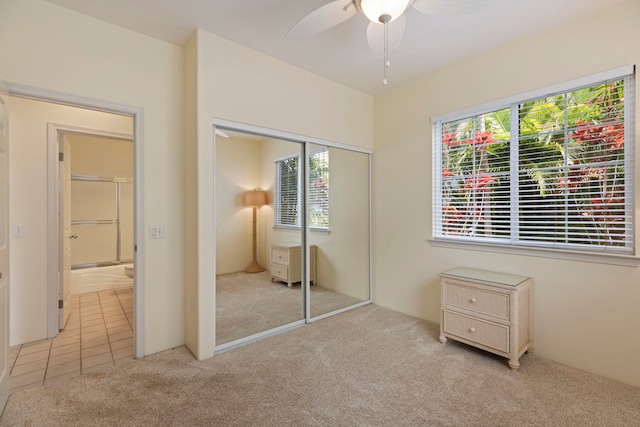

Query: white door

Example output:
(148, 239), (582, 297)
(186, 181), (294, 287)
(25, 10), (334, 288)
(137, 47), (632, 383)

(0, 80), (11, 412)
(58, 137), (71, 329)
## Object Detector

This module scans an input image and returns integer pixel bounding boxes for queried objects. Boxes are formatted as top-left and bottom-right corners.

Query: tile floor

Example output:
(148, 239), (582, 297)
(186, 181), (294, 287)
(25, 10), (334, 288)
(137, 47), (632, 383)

(8, 287), (133, 392)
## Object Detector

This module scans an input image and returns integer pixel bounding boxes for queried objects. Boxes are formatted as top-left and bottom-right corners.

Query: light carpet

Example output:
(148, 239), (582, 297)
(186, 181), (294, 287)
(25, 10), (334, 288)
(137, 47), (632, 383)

(216, 271), (364, 344)
(2, 304), (639, 426)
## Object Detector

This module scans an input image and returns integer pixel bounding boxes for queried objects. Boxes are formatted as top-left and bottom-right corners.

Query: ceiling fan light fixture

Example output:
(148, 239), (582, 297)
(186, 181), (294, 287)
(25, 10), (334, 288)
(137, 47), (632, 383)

(360, 0), (411, 23)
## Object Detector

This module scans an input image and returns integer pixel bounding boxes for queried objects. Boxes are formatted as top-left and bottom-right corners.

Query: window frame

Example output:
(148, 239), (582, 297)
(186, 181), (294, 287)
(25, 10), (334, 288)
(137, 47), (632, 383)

(274, 148), (330, 233)
(431, 66), (638, 266)
(274, 153), (301, 229)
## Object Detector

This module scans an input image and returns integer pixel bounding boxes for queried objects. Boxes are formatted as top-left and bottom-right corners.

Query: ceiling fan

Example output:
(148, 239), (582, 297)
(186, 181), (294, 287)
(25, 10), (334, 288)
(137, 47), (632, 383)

(287, 0), (495, 85)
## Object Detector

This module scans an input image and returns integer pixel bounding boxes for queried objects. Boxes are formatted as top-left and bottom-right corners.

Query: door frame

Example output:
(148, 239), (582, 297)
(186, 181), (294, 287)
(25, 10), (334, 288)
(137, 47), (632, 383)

(48, 124), (133, 332)
(0, 77), (11, 415)
(6, 82), (145, 358)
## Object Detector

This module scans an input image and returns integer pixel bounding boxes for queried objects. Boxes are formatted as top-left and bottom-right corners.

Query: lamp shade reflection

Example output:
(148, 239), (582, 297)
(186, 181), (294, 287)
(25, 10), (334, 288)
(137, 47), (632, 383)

(244, 190), (267, 207)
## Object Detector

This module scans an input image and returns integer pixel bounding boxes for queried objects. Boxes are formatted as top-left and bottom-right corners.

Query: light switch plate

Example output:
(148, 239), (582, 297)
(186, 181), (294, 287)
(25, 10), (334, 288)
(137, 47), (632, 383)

(12, 224), (24, 238)
(149, 225), (165, 239)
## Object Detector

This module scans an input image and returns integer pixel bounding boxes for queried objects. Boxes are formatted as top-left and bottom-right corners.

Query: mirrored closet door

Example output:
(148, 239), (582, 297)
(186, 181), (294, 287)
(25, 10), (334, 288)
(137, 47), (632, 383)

(214, 122), (371, 349)
(215, 131), (304, 345)
(308, 145), (371, 319)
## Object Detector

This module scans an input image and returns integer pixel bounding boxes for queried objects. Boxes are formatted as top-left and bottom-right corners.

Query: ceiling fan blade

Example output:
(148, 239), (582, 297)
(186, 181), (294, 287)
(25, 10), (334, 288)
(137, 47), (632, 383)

(412, 0), (495, 15)
(287, 0), (358, 39)
(366, 15), (406, 58)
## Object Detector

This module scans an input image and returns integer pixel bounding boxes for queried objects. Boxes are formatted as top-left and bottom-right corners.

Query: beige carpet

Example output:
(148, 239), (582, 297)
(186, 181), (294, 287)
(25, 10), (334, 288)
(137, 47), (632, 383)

(2, 304), (639, 426)
(216, 271), (364, 344)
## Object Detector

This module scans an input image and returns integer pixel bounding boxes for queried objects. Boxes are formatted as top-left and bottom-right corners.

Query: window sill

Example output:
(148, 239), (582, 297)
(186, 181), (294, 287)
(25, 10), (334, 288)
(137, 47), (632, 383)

(428, 238), (640, 267)
(273, 225), (331, 236)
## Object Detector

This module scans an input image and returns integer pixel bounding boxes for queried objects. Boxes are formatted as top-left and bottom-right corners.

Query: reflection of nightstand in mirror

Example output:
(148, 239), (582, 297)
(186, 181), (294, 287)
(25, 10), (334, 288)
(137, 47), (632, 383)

(270, 243), (316, 287)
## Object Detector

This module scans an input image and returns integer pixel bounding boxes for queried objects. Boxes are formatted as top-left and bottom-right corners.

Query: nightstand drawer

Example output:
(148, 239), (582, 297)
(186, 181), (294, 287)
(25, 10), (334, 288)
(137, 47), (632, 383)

(270, 263), (288, 281)
(443, 310), (509, 353)
(444, 281), (509, 320)
(271, 247), (289, 264)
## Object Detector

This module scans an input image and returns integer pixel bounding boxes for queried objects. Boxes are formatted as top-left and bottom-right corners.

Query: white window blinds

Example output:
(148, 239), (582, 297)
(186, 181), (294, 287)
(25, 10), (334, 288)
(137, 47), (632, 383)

(434, 71), (635, 254)
(275, 149), (329, 229)
(275, 156), (300, 226)
(309, 149), (329, 228)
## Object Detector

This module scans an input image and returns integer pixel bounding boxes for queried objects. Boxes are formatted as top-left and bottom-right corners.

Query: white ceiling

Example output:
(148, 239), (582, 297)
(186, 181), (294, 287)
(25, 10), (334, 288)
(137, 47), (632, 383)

(44, 0), (626, 95)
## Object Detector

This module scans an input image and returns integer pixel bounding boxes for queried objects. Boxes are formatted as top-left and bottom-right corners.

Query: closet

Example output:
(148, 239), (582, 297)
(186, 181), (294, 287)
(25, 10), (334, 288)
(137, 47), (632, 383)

(214, 123), (371, 351)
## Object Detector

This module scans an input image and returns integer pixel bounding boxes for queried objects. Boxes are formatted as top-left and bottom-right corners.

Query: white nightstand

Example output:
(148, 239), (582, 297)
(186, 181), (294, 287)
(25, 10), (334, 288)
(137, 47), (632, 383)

(439, 267), (533, 371)
(270, 243), (316, 287)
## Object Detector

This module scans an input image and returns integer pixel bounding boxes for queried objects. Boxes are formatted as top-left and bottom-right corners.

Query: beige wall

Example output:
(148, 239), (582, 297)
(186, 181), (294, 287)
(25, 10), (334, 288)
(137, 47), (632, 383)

(186, 29), (373, 358)
(183, 31), (199, 360)
(7, 97), (132, 344)
(0, 0), (185, 354)
(372, 0), (640, 388)
(215, 136), (262, 275)
(68, 134), (133, 178)
(216, 135), (316, 274)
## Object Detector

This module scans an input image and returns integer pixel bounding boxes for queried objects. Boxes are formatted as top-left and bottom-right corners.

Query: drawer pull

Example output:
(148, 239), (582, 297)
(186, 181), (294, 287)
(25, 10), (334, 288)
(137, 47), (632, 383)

(469, 327), (476, 333)
(470, 297), (477, 303)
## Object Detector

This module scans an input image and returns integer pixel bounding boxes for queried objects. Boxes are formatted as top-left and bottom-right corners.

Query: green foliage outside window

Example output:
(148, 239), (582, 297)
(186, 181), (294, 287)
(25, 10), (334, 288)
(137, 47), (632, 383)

(439, 79), (629, 250)
(276, 150), (329, 228)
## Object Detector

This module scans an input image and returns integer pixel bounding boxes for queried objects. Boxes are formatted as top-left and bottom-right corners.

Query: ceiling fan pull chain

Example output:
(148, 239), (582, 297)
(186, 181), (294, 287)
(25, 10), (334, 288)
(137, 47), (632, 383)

(382, 16), (389, 85)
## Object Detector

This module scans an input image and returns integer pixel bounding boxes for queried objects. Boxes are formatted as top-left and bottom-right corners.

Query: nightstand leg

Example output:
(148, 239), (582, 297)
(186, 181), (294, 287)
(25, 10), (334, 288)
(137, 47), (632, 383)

(508, 359), (520, 371)
(439, 335), (447, 344)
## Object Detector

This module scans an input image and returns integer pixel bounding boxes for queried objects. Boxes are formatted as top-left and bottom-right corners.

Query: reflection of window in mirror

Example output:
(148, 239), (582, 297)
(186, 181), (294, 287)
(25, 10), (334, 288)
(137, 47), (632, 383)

(274, 148), (329, 230)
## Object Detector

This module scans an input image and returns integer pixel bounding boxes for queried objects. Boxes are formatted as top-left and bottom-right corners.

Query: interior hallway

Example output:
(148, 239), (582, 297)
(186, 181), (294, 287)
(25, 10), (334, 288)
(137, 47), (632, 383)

(8, 287), (133, 392)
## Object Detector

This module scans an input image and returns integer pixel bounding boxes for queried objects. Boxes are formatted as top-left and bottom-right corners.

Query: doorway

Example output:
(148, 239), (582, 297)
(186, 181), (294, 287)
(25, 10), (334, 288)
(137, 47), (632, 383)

(51, 126), (134, 332)
(9, 93), (144, 389)
(5, 85), (144, 391)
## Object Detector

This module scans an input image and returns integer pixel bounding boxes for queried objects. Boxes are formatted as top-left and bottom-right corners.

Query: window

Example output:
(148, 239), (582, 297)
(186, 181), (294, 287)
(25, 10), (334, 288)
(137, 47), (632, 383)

(275, 149), (329, 229)
(433, 71), (634, 255)
(308, 149), (330, 228)
(275, 156), (299, 226)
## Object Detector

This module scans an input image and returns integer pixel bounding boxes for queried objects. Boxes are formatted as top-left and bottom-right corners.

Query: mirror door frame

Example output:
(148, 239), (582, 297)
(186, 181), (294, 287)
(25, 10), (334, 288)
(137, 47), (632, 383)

(212, 118), (372, 353)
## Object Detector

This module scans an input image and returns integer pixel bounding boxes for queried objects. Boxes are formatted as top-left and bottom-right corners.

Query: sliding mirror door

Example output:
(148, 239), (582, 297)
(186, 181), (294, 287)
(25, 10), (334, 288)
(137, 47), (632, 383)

(308, 145), (371, 318)
(214, 120), (372, 349)
(215, 131), (304, 345)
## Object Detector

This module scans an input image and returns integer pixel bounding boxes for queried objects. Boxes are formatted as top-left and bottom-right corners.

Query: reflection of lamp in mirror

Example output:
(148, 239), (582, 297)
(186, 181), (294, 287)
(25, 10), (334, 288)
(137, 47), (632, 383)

(244, 189), (267, 273)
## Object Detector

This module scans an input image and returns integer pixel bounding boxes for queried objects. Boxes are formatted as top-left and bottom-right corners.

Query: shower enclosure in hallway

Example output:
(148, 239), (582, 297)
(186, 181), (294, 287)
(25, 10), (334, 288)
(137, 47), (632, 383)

(64, 132), (134, 296)
(70, 175), (134, 269)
